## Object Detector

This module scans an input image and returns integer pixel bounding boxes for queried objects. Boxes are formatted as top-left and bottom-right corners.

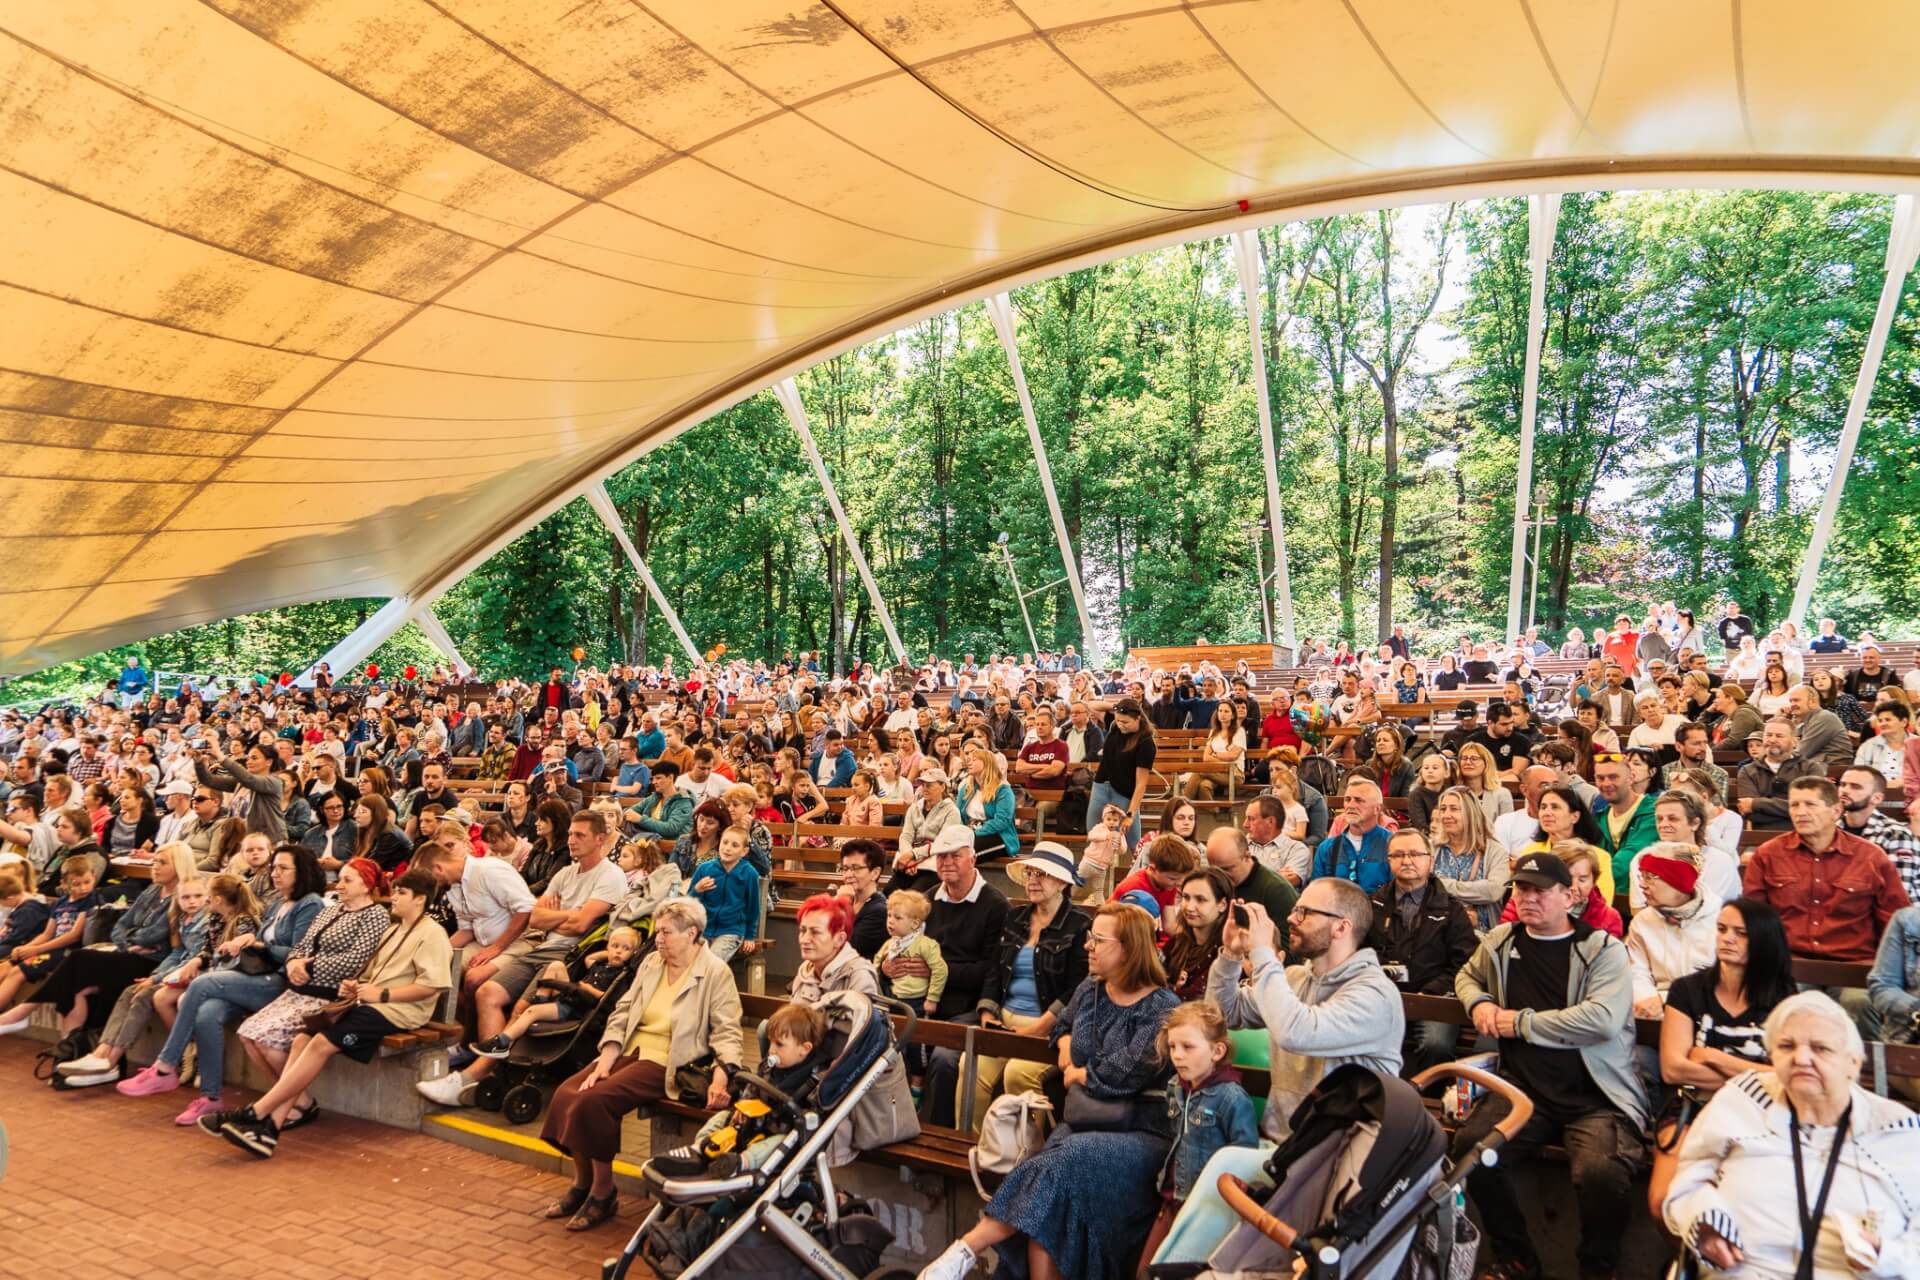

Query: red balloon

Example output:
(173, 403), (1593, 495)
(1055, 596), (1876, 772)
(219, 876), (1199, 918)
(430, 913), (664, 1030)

(403, 665), (418, 680)
(278, 672), (291, 685)
(366, 663), (379, 679)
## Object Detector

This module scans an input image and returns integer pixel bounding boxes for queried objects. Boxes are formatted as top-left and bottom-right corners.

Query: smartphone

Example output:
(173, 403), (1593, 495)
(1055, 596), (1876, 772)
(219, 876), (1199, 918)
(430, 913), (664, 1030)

(1231, 904), (1250, 930)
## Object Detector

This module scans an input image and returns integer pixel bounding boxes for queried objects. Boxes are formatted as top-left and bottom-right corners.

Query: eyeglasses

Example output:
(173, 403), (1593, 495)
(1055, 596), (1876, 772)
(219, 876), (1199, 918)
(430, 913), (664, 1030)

(1288, 905), (1347, 923)
(1086, 932), (1122, 947)
(1387, 850), (1432, 861)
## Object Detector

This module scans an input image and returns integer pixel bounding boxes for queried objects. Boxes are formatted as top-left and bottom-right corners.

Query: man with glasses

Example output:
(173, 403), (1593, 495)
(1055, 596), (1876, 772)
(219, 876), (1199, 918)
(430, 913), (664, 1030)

(1154, 878), (1402, 1267)
(1364, 829), (1477, 1073)
(0, 791), (56, 873)
(1453, 852), (1646, 1280)
(907, 825), (1010, 1127)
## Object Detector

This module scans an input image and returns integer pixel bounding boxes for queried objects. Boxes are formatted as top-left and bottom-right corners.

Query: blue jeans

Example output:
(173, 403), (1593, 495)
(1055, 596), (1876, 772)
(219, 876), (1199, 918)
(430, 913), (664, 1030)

(707, 935), (743, 964)
(1087, 781), (1142, 851)
(158, 968), (285, 1099)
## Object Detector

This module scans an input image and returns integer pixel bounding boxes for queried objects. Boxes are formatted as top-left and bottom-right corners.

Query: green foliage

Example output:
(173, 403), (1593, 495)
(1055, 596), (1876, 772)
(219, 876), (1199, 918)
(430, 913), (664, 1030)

(14, 190), (1919, 695)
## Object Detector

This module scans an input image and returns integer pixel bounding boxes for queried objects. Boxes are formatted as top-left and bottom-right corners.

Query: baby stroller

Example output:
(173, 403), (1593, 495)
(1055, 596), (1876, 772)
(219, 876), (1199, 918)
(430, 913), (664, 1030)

(1155, 1062), (1533, 1280)
(472, 927), (647, 1125)
(604, 991), (919, 1280)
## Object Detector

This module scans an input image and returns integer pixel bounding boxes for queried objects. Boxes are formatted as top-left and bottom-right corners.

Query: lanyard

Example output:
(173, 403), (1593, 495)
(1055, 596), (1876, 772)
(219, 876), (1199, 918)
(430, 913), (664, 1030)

(1788, 1101), (1851, 1280)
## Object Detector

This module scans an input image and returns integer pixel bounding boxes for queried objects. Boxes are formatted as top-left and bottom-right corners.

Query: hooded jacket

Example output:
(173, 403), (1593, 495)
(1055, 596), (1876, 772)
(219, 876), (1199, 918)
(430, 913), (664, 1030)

(1207, 944), (1405, 1140)
(1455, 919), (1647, 1129)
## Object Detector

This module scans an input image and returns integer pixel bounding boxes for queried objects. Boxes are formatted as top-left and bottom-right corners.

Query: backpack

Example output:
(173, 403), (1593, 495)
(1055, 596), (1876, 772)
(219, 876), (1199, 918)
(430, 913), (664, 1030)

(968, 1089), (1053, 1199)
(1298, 752), (1346, 801)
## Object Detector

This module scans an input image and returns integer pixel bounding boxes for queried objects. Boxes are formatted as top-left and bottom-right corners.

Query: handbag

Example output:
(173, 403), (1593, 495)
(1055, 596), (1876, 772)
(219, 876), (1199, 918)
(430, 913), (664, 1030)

(231, 947), (276, 977)
(968, 1090), (1053, 1198)
(1060, 1081), (1172, 1138)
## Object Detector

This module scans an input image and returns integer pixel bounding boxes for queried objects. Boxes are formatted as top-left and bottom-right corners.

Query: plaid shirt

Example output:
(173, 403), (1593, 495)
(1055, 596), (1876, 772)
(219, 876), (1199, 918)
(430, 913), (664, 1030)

(477, 743), (516, 780)
(1851, 810), (1920, 905)
(68, 754), (105, 784)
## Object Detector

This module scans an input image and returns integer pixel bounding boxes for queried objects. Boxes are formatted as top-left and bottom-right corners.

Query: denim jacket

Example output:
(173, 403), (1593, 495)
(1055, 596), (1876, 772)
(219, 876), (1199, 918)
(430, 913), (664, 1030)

(1161, 1064), (1260, 1200)
(151, 910), (213, 982)
(1868, 904), (1920, 1032)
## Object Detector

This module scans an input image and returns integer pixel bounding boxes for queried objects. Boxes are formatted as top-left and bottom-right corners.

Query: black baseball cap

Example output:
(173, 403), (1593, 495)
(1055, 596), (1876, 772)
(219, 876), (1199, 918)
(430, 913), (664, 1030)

(1510, 852), (1572, 889)
(1454, 700), (1479, 718)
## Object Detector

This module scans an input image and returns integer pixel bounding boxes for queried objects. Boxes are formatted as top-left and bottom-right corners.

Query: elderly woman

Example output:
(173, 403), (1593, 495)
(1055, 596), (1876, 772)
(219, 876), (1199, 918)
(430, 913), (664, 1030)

(789, 893), (879, 1005)
(540, 896), (741, 1232)
(921, 902), (1179, 1280)
(1664, 991), (1920, 1277)
(1625, 843), (1719, 1021)
(895, 766), (959, 888)
(208, 867), (452, 1158)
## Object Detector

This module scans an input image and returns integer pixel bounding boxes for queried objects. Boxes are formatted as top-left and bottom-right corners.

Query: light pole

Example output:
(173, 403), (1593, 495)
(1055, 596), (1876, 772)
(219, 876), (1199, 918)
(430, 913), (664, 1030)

(995, 533), (1067, 658)
(1518, 497), (1549, 634)
(1248, 519), (1274, 644)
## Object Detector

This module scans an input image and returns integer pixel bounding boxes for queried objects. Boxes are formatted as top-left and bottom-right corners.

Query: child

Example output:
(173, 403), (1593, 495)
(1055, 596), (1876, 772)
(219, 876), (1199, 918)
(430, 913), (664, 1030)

(0, 869), (50, 963)
(752, 781), (783, 826)
(56, 877), (214, 1086)
(650, 1002), (831, 1179)
(471, 926), (641, 1058)
(690, 827), (761, 963)
(877, 889), (947, 1017)
(1139, 1000), (1259, 1277)
(611, 843), (683, 932)
(0, 855), (99, 1018)
(1075, 804), (1131, 899)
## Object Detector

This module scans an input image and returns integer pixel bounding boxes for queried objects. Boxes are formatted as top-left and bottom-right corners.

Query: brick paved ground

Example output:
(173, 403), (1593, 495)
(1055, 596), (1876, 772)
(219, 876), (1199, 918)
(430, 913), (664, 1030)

(0, 1039), (650, 1280)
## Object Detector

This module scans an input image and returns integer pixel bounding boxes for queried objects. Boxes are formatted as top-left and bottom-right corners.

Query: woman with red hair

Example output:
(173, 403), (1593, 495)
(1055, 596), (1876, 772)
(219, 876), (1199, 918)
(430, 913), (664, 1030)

(789, 893), (878, 1005)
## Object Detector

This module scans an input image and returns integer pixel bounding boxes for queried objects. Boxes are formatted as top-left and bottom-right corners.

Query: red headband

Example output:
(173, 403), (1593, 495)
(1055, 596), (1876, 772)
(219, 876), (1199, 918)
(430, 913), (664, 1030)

(343, 857), (389, 897)
(1639, 854), (1698, 897)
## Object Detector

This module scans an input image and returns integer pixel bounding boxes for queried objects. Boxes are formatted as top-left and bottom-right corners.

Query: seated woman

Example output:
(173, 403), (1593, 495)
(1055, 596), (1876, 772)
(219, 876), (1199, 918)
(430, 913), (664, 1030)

(954, 745), (1018, 862)
(229, 856), (394, 1121)
(539, 896), (740, 1232)
(789, 893), (879, 1005)
(59, 873), (257, 1085)
(1429, 785), (1510, 932)
(1663, 991), (1920, 1278)
(921, 902), (1179, 1280)
(0, 842), (196, 1040)
(351, 795), (412, 876)
(0, 854), (101, 1017)
(1626, 844), (1719, 1022)
(103, 786), (159, 859)
(210, 867), (453, 1158)
(1649, 897), (1794, 1215)
(519, 797), (575, 896)
(1160, 868), (1231, 1000)
(117, 846), (326, 1125)
(301, 790), (357, 876)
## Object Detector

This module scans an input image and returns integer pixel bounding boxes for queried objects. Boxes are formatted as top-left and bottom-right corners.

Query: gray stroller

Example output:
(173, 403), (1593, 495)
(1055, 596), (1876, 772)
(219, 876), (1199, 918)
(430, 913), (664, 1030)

(603, 991), (920, 1280)
(1158, 1062), (1534, 1280)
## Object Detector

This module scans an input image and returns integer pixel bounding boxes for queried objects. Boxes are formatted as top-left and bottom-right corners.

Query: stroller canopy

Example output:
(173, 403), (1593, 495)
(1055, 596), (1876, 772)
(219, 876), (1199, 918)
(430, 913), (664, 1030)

(1266, 1064), (1448, 1250)
(807, 992), (895, 1113)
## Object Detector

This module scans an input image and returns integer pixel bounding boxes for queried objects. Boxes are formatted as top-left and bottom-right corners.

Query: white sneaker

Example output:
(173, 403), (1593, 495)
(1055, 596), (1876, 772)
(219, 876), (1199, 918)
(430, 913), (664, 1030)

(917, 1240), (977, 1280)
(57, 1053), (112, 1075)
(0, 1021), (30, 1037)
(415, 1072), (470, 1106)
(60, 1067), (122, 1089)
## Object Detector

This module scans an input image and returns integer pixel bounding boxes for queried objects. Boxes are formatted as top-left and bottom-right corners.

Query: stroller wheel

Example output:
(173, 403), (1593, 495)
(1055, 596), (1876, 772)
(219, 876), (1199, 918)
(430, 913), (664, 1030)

(503, 1083), (545, 1126)
(473, 1076), (506, 1113)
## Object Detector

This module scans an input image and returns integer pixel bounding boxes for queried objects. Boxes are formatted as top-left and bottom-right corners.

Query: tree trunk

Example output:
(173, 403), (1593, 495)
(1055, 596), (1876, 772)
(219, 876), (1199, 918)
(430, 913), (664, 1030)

(629, 497), (651, 664)
(1376, 373), (1398, 643)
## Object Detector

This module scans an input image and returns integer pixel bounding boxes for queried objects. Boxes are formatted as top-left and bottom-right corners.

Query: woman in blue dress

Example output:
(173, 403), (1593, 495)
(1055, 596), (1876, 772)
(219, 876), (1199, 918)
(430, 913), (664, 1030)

(918, 902), (1179, 1280)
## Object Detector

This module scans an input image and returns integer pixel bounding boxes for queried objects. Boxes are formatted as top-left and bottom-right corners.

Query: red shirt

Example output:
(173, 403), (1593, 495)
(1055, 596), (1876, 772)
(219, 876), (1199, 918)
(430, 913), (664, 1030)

(1743, 828), (1910, 962)
(1017, 738), (1071, 795)
(1263, 712), (1301, 751)
(1601, 631), (1639, 677)
(1111, 867), (1177, 917)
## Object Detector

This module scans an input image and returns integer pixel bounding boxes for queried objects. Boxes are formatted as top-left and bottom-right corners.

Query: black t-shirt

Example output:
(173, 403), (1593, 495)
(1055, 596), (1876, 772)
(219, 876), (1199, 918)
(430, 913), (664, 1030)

(1717, 614), (1755, 648)
(1462, 660), (1498, 683)
(1467, 728), (1522, 775)
(1499, 928), (1615, 1120)
(1847, 666), (1897, 701)
(849, 892), (889, 960)
(1664, 967), (1776, 1066)
(1095, 731), (1157, 791)
(1432, 669), (1465, 692)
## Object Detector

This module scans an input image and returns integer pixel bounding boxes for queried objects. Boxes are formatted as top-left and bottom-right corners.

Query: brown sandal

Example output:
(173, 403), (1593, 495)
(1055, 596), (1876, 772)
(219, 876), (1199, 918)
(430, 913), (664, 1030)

(542, 1185), (590, 1219)
(566, 1192), (619, 1231)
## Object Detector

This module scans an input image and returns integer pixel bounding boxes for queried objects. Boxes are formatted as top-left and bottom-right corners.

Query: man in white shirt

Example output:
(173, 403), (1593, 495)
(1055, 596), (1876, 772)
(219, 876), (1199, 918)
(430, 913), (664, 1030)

(676, 747), (730, 806)
(1626, 695), (1678, 750)
(882, 690), (919, 737)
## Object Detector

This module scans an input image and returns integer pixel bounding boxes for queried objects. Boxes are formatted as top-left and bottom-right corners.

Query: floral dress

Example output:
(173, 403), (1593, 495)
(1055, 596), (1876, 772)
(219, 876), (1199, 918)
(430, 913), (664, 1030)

(235, 900), (388, 1050)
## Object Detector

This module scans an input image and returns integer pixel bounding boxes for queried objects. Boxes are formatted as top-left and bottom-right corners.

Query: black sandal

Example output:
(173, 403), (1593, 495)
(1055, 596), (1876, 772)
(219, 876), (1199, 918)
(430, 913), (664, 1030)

(542, 1185), (591, 1219)
(281, 1100), (320, 1131)
(566, 1192), (618, 1231)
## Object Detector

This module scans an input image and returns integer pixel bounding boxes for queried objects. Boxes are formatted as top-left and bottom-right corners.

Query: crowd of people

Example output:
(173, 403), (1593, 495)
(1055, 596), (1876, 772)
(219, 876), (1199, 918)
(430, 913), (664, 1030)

(0, 611), (1916, 1278)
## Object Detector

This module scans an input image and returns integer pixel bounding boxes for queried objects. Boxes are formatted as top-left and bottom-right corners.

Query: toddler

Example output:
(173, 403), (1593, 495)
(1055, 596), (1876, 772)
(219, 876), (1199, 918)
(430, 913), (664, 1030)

(1140, 1000), (1259, 1277)
(471, 927), (641, 1058)
(0, 869), (50, 962)
(650, 1002), (830, 1179)
(877, 889), (947, 1016)
(691, 827), (761, 963)
(0, 855), (99, 1018)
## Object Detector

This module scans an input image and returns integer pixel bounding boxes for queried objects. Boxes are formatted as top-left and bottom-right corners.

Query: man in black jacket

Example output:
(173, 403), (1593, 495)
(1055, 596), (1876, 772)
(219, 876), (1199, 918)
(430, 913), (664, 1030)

(898, 825), (1010, 1128)
(1734, 718), (1823, 830)
(1365, 829), (1478, 1074)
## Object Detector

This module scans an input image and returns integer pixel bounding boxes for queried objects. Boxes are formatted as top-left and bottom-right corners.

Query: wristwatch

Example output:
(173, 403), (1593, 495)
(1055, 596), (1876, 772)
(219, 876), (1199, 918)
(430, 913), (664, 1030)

(380, 987), (390, 1003)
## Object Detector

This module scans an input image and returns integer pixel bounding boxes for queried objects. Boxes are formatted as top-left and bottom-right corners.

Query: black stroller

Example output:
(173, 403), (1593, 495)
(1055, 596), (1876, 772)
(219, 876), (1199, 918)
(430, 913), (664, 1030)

(604, 991), (920, 1280)
(472, 927), (645, 1125)
(1155, 1062), (1534, 1280)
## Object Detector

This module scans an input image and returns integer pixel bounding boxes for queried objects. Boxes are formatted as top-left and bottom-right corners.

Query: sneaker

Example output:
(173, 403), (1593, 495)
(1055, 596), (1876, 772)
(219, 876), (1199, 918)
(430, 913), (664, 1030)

(415, 1071), (470, 1107)
(221, 1111), (280, 1159)
(196, 1105), (250, 1137)
(57, 1053), (113, 1075)
(647, 1142), (710, 1179)
(59, 1067), (123, 1089)
(469, 1035), (513, 1060)
(446, 1045), (477, 1072)
(117, 1064), (182, 1097)
(173, 1095), (226, 1127)
(917, 1239), (977, 1280)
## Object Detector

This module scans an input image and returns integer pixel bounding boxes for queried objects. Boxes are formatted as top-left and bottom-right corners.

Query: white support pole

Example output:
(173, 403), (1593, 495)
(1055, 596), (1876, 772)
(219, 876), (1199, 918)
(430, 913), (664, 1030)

(1232, 231), (1298, 656)
(984, 293), (1102, 666)
(1789, 193), (1920, 628)
(773, 378), (908, 664)
(585, 481), (701, 666)
(299, 596), (418, 683)
(1505, 193), (1563, 644)
(413, 605), (473, 677)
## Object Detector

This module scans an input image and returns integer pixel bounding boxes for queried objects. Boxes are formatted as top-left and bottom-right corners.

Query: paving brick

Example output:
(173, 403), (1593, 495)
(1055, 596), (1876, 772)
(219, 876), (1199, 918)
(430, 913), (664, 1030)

(0, 1039), (650, 1278)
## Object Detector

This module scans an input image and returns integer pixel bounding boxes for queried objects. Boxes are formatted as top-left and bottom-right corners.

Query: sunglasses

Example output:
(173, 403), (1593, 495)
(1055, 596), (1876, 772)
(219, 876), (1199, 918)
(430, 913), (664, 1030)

(1592, 752), (1625, 764)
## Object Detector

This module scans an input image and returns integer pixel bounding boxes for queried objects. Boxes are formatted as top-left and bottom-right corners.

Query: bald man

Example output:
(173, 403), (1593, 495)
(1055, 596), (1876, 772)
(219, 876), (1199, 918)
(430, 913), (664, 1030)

(1309, 779), (1394, 892)
(1494, 765), (1559, 852)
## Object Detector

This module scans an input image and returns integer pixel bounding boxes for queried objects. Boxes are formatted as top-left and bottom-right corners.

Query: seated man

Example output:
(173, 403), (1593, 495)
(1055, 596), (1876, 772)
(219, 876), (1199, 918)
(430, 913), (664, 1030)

(1309, 779), (1392, 892)
(1454, 852), (1647, 1280)
(1154, 878), (1403, 1265)
(1364, 828), (1477, 1075)
(1734, 717), (1822, 831)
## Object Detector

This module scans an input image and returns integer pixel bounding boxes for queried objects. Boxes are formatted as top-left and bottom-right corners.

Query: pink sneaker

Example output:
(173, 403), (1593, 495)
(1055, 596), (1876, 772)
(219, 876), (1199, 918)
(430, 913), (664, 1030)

(173, 1095), (225, 1126)
(116, 1064), (182, 1098)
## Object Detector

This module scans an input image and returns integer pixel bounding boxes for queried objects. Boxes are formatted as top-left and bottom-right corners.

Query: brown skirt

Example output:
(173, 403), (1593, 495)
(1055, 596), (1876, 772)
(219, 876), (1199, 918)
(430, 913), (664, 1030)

(541, 1055), (667, 1163)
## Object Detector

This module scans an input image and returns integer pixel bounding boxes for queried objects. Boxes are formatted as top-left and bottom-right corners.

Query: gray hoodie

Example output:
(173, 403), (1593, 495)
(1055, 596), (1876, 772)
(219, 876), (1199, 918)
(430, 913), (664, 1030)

(1208, 945), (1405, 1140)
(1455, 920), (1648, 1129)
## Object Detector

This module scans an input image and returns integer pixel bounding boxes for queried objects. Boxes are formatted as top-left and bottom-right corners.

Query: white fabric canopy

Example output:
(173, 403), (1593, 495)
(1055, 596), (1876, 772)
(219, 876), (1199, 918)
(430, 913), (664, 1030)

(5, 0), (1920, 672)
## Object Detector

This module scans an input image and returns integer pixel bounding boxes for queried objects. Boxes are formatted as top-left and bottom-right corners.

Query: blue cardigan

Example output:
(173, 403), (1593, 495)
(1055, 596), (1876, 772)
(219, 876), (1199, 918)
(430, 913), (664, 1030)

(954, 779), (1019, 856)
